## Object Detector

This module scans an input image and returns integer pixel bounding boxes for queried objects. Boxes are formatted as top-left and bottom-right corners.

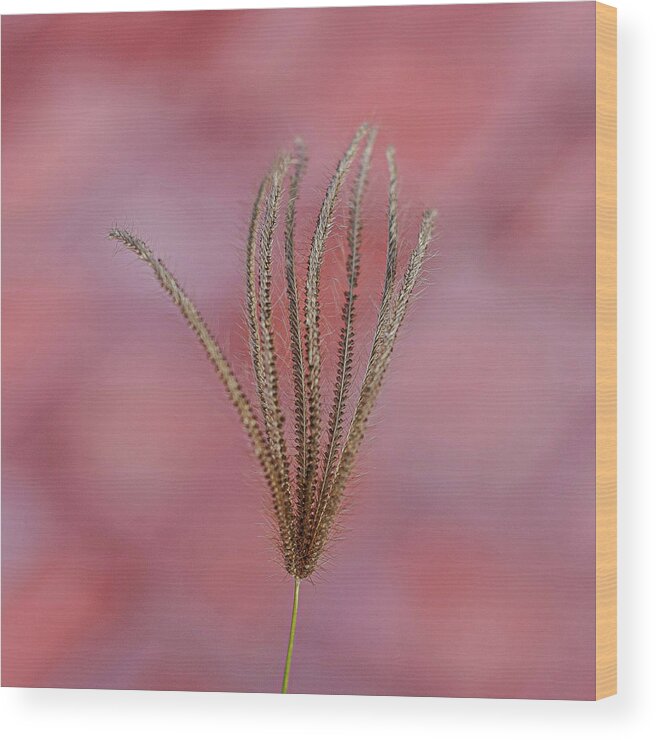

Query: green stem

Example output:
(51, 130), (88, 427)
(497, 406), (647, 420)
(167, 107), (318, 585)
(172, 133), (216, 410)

(281, 577), (301, 693)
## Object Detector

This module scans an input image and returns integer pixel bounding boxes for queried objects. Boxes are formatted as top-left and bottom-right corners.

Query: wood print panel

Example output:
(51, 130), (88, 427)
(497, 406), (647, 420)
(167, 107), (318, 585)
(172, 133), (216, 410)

(1, 2), (614, 699)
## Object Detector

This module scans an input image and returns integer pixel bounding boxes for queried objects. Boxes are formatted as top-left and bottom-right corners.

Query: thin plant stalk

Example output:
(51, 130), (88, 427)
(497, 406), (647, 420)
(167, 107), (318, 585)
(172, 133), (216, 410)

(281, 578), (301, 694)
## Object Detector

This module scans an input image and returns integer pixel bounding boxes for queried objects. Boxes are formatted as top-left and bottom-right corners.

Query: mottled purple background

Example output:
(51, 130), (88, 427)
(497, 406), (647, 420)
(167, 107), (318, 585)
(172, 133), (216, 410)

(2, 3), (596, 698)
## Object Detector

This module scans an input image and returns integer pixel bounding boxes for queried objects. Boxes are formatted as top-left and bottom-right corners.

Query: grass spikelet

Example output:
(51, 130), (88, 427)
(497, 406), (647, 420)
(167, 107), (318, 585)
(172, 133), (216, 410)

(245, 173), (270, 421)
(371, 145), (400, 360)
(284, 140), (309, 518)
(256, 155), (294, 532)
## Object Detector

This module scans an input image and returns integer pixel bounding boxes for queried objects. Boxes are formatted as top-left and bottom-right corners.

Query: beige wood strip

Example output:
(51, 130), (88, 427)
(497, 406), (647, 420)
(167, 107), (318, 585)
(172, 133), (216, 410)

(595, 1), (617, 701)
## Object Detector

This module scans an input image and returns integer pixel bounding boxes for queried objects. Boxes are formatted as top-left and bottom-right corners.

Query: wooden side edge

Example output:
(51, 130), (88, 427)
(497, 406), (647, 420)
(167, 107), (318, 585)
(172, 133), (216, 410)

(595, 1), (617, 701)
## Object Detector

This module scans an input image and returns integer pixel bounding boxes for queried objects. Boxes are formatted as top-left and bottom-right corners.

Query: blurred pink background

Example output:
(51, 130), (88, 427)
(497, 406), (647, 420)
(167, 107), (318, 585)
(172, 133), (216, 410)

(2, 4), (596, 698)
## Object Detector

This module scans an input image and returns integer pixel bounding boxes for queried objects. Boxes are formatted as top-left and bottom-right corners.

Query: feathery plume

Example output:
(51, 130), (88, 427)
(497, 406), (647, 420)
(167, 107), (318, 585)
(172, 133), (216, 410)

(109, 126), (437, 692)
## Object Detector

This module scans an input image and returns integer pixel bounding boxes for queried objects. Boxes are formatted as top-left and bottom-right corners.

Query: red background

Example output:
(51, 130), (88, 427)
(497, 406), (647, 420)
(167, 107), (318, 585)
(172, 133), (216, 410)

(2, 3), (596, 698)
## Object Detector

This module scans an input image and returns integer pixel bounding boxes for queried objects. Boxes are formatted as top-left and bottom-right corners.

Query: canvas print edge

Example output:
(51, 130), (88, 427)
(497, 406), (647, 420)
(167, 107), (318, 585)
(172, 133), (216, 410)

(595, 0), (617, 701)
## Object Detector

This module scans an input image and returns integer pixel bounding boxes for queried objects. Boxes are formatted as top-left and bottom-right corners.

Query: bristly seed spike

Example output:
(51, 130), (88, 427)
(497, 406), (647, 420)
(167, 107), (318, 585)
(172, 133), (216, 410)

(109, 123), (435, 585)
(284, 139), (309, 536)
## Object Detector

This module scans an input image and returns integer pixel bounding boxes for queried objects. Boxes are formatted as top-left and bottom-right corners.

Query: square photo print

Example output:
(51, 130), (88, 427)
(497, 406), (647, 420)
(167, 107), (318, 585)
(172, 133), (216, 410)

(1, 2), (616, 699)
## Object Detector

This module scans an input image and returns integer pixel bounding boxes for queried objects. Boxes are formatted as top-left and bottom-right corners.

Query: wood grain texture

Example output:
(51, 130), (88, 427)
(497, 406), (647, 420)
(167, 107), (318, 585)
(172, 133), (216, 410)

(595, 1), (617, 701)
